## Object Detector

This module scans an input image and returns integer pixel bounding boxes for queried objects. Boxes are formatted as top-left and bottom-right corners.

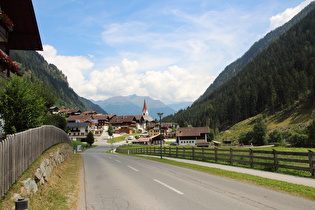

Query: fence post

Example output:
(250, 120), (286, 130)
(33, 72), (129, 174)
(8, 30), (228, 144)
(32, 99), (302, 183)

(308, 150), (315, 176)
(214, 147), (218, 162)
(249, 149), (254, 168)
(230, 148), (233, 165)
(273, 149), (278, 171)
(192, 147), (195, 159)
(176, 147), (178, 158)
(202, 147), (205, 161)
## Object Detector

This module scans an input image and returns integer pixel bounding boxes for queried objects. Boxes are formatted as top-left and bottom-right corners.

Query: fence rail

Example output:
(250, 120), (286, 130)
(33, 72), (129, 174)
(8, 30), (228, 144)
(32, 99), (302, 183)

(116, 146), (315, 176)
(0, 125), (72, 198)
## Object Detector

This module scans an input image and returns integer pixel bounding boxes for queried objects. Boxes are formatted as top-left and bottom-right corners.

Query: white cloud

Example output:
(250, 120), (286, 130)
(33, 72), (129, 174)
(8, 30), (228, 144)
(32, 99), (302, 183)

(38, 44), (94, 96)
(38, 45), (213, 103)
(269, 0), (313, 30)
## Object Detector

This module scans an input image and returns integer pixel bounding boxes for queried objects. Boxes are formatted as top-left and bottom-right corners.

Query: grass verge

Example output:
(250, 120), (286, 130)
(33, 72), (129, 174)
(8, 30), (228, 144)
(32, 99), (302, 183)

(0, 144), (83, 210)
(130, 154), (315, 201)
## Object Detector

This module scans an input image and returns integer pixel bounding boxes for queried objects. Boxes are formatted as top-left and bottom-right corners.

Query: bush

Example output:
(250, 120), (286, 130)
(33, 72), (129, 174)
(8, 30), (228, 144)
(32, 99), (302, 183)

(289, 133), (309, 147)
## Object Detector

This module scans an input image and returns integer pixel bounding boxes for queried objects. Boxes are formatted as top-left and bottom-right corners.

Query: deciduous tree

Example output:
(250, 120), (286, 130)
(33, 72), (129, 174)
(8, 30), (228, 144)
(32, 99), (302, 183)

(0, 75), (54, 136)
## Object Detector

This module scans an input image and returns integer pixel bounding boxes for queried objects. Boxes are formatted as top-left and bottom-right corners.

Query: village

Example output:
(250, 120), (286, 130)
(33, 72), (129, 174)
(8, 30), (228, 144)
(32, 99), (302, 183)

(57, 100), (211, 147)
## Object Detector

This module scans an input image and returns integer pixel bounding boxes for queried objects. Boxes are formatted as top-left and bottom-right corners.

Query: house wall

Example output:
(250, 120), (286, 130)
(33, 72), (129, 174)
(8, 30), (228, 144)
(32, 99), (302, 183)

(177, 134), (207, 146)
(68, 126), (88, 141)
(178, 139), (196, 146)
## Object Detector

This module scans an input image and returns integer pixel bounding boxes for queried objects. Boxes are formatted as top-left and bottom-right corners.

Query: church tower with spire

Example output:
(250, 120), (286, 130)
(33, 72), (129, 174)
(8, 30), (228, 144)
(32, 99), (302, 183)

(142, 99), (149, 117)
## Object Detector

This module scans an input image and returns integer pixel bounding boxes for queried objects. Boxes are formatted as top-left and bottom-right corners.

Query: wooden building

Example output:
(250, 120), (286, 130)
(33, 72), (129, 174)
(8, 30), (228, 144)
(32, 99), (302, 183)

(0, 0), (42, 77)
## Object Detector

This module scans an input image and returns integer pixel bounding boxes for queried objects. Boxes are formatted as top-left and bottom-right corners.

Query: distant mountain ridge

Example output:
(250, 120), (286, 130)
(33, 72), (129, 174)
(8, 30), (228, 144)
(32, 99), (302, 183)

(168, 101), (192, 111)
(94, 95), (176, 120)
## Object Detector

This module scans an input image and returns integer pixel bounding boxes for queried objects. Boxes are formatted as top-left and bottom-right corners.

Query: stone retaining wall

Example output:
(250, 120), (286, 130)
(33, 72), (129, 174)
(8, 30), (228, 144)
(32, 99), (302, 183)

(17, 144), (73, 196)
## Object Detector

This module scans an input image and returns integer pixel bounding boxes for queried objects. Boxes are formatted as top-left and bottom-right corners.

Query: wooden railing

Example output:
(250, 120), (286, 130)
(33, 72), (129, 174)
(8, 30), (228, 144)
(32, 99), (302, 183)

(0, 125), (72, 198)
(116, 146), (315, 176)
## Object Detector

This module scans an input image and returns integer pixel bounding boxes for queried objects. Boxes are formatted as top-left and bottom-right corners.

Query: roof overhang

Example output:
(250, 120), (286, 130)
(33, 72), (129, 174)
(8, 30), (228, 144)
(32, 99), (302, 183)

(0, 0), (42, 51)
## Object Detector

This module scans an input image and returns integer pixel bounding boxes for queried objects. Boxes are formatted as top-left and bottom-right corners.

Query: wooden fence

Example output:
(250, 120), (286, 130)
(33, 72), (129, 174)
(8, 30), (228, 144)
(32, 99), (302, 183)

(0, 125), (72, 198)
(116, 146), (315, 176)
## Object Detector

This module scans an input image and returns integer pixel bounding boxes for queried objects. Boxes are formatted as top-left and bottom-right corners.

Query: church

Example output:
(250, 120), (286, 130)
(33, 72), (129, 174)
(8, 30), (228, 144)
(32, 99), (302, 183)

(134, 99), (153, 132)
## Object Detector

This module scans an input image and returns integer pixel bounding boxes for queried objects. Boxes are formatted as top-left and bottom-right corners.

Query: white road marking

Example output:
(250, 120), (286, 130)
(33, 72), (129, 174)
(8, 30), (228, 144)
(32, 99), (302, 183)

(115, 159), (121, 163)
(153, 179), (184, 195)
(128, 166), (139, 172)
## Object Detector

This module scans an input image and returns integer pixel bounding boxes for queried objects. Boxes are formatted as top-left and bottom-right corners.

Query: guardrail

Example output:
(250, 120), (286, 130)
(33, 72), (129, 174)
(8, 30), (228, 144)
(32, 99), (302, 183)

(0, 125), (72, 198)
(116, 146), (315, 176)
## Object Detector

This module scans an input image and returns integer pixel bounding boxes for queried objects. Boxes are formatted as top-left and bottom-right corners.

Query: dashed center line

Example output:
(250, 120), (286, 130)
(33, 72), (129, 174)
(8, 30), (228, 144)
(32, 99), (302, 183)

(153, 179), (184, 195)
(115, 159), (121, 163)
(128, 166), (139, 172)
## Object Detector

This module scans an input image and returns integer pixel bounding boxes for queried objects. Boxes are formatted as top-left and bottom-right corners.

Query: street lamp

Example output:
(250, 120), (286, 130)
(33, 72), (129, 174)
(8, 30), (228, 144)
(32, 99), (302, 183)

(157, 112), (163, 159)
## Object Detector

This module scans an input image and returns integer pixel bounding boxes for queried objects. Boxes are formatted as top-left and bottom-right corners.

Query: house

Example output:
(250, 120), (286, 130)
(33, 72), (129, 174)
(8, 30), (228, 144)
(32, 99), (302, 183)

(131, 134), (164, 145)
(67, 113), (93, 141)
(60, 109), (82, 116)
(0, 0), (42, 77)
(67, 114), (92, 123)
(67, 122), (90, 142)
(176, 127), (210, 146)
(148, 122), (173, 136)
(109, 115), (137, 134)
(82, 111), (98, 116)
(92, 114), (115, 135)
(49, 106), (59, 114)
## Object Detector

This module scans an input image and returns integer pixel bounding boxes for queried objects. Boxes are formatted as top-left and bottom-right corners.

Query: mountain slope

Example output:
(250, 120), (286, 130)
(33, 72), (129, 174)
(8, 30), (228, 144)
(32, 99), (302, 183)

(10, 50), (107, 113)
(164, 3), (315, 130)
(95, 94), (176, 119)
(78, 96), (107, 114)
(195, 2), (315, 104)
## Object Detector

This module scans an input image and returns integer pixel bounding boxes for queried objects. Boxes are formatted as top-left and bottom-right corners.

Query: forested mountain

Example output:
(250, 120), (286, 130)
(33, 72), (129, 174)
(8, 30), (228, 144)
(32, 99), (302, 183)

(10, 50), (106, 113)
(164, 3), (315, 130)
(196, 2), (315, 103)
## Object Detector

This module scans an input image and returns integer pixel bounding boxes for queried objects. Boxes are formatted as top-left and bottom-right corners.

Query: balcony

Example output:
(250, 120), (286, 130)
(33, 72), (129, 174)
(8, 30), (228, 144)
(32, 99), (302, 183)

(0, 10), (14, 52)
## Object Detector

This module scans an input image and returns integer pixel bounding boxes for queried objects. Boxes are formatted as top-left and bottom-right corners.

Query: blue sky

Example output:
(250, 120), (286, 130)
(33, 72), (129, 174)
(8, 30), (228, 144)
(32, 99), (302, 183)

(33, 0), (313, 104)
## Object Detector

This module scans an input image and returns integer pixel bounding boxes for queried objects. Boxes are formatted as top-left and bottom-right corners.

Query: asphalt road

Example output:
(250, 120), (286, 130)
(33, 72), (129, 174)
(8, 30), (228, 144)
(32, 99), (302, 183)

(82, 143), (315, 210)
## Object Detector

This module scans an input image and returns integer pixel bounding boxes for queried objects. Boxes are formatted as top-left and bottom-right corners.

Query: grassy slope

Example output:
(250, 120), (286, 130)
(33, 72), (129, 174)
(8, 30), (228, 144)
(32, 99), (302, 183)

(218, 100), (314, 142)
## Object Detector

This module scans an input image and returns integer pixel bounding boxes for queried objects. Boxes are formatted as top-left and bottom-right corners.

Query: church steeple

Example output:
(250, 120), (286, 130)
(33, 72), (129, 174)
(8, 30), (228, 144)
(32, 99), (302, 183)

(142, 99), (149, 116)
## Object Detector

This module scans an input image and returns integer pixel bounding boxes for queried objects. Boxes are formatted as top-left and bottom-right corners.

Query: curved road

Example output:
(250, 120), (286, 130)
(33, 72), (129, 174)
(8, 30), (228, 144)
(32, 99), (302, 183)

(82, 142), (314, 210)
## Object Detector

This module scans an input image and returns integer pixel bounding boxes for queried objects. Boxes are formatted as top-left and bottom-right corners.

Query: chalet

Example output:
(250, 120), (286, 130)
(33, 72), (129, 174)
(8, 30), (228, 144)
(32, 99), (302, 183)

(148, 122), (174, 137)
(49, 106), (59, 114)
(0, 0), (42, 77)
(60, 109), (82, 116)
(82, 111), (98, 116)
(92, 114), (115, 135)
(109, 115), (137, 134)
(67, 114), (92, 123)
(131, 134), (164, 145)
(67, 122), (90, 142)
(176, 127), (210, 147)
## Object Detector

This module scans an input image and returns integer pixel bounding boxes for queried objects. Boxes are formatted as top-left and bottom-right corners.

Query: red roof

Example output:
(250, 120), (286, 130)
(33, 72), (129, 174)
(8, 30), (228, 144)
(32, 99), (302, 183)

(142, 99), (148, 113)
(109, 115), (136, 124)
